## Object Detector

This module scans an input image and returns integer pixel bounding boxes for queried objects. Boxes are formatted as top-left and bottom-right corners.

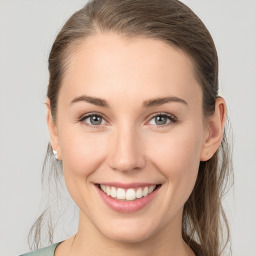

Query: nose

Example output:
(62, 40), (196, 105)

(108, 125), (146, 173)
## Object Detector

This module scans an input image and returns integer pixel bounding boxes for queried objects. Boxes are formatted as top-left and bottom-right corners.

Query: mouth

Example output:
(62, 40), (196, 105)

(96, 183), (161, 201)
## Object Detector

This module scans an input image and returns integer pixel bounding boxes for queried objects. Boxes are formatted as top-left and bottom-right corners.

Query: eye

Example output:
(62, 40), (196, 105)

(79, 113), (107, 127)
(148, 113), (177, 127)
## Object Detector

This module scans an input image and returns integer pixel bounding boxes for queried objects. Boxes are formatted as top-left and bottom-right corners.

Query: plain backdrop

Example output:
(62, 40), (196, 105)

(0, 0), (255, 255)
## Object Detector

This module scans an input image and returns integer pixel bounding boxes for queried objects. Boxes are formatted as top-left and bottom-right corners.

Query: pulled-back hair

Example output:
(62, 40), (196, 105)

(29, 1), (233, 255)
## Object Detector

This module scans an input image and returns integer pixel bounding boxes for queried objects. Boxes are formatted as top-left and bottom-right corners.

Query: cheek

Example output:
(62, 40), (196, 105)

(58, 126), (109, 207)
(59, 126), (108, 178)
(149, 131), (202, 171)
(146, 126), (203, 197)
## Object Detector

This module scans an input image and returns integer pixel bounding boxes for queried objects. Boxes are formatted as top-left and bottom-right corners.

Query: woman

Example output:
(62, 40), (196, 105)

(21, 0), (233, 255)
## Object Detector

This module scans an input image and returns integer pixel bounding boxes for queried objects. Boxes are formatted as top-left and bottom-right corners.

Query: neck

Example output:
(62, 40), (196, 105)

(69, 210), (195, 256)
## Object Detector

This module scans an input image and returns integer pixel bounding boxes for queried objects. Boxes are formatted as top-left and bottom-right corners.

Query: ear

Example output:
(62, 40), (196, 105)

(45, 98), (62, 160)
(200, 97), (226, 161)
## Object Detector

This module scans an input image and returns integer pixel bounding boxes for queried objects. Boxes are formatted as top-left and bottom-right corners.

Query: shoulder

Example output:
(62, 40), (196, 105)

(19, 242), (62, 256)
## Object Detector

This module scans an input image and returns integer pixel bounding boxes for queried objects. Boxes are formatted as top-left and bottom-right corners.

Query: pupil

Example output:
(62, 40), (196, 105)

(156, 115), (167, 125)
(90, 115), (102, 125)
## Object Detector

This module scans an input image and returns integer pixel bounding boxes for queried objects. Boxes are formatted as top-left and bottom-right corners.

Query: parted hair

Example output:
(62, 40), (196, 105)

(29, 1), (233, 255)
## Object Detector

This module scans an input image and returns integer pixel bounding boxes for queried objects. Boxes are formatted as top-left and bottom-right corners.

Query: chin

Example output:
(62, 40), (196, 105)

(104, 229), (153, 244)
(98, 217), (160, 244)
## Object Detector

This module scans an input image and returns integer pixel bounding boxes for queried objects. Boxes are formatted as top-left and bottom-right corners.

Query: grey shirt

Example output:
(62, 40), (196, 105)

(20, 242), (202, 256)
(20, 242), (62, 256)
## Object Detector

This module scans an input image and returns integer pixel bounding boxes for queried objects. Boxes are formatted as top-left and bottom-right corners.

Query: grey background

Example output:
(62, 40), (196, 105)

(0, 0), (255, 255)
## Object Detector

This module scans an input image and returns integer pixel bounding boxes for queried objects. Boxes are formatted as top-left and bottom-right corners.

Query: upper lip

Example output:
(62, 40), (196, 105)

(95, 182), (160, 189)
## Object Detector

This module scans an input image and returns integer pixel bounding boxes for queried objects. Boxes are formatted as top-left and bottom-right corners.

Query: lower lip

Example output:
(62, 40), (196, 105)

(96, 185), (160, 213)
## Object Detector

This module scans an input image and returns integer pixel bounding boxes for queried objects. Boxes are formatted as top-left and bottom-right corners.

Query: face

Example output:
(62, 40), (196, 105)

(48, 33), (210, 243)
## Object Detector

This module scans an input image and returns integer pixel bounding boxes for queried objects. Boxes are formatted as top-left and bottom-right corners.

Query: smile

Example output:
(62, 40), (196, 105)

(96, 183), (161, 213)
(99, 184), (158, 201)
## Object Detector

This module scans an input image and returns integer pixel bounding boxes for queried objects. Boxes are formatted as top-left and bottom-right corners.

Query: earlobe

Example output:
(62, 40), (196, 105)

(200, 97), (226, 161)
(45, 98), (62, 160)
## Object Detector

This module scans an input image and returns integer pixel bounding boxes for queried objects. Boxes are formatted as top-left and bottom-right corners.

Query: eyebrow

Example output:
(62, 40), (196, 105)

(70, 95), (110, 107)
(143, 96), (188, 107)
(70, 95), (188, 108)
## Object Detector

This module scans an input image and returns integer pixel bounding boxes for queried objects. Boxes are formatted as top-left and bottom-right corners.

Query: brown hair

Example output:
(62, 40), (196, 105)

(29, 0), (233, 255)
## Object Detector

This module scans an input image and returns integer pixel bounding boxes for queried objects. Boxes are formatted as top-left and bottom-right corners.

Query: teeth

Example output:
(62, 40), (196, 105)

(106, 186), (111, 196)
(126, 188), (136, 200)
(99, 184), (157, 201)
(142, 186), (149, 196)
(117, 188), (126, 200)
(136, 188), (143, 198)
(111, 187), (117, 198)
(100, 184), (106, 192)
(149, 185), (155, 193)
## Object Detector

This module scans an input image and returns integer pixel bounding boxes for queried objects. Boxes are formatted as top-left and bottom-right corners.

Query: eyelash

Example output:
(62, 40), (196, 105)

(147, 113), (177, 128)
(78, 112), (177, 129)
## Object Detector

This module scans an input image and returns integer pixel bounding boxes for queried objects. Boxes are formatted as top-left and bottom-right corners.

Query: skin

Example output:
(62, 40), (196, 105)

(46, 33), (226, 256)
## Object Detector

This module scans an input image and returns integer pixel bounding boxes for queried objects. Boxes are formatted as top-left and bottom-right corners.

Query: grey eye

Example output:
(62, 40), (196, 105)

(148, 113), (176, 126)
(154, 115), (168, 125)
(88, 115), (103, 125)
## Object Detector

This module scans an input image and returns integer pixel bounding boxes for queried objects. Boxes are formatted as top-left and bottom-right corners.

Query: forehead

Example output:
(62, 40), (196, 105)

(59, 33), (202, 107)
